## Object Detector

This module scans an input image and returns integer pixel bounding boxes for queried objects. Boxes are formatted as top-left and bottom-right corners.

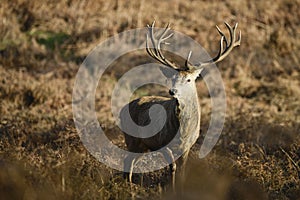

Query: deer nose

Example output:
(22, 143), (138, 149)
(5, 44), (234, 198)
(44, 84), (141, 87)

(169, 89), (177, 96)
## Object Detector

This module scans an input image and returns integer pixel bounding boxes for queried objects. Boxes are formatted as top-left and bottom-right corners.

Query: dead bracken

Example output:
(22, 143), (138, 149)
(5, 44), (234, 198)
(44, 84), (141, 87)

(0, 0), (299, 199)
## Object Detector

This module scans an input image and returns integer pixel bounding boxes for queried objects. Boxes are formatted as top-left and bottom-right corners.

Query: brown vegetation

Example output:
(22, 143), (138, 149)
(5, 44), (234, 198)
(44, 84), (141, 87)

(0, 0), (299, 199)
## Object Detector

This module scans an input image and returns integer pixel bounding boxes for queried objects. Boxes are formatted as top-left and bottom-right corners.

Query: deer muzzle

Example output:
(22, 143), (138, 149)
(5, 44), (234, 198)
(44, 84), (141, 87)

(169, 89), (177, 96)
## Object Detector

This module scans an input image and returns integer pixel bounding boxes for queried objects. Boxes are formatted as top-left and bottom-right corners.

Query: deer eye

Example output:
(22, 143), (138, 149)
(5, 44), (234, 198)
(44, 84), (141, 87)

(187, 79), (191, 82)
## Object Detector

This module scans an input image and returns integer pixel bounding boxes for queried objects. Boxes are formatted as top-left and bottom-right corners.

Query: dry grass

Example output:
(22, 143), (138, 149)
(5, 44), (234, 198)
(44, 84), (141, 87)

(0, 0), (300, 199)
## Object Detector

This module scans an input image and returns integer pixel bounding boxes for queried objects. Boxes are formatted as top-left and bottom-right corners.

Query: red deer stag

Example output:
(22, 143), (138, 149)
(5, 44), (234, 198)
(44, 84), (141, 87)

(120, 22), (241, 189)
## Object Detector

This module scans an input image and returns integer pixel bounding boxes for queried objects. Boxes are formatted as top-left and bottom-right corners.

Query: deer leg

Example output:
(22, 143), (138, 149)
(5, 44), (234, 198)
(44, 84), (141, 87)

(123, 154), (136, 183)
(178, 150), (189, 182)
(169, 163), (176, 191)
(162, 148), (176, 191)
(124, 154), (144, 184)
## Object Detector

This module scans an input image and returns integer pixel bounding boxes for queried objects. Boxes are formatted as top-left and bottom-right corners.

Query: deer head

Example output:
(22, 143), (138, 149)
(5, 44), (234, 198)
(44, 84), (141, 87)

(146, 21), (241, 99)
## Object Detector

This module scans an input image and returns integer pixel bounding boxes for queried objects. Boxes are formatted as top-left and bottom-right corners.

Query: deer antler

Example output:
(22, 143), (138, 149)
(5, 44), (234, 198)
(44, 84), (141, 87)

(186, 22), (241, 70)
(146, 21), (180, 70)
(146, 22), (241, 71)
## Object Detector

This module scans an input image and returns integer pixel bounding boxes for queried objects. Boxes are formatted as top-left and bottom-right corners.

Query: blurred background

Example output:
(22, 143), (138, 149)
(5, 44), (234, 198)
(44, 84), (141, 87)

(0, 0), (299, 199)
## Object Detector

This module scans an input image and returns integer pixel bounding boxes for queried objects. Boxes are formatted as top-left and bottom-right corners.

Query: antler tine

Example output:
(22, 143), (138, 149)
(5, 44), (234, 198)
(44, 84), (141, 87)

(185, 51), (193, 70)
(192, 22), (241, 69)
(215, 36), (225, 62)
(149, 21), (156, 48)
(235, 27), (242, 46)
(146, 34), (155, 58)
(227, 22), (241, 48)
(156, 24), (173, 63)
(216, 25), (228, 48)
(159, 23), (172, 41)
(146, 22), (179, 69)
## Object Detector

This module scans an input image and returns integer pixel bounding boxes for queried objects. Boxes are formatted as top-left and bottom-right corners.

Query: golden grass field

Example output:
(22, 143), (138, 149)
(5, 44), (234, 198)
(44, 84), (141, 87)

(0, 0), (300, 199)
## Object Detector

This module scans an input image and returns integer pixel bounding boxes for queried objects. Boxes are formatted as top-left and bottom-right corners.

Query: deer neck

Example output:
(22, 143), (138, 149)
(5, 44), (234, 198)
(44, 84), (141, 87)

(175, 89), (201, 135)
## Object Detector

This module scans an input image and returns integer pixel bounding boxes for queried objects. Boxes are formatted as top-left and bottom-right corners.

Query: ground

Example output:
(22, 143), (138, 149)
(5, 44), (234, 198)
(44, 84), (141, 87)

(0, 0), (299, 199)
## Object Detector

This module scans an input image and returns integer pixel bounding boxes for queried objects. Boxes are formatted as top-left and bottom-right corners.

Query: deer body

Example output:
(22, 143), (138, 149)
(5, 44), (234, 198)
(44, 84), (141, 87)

(122, 72), (201, 153)
(123, 96), (180, 152)
(121, 22), (241, 189)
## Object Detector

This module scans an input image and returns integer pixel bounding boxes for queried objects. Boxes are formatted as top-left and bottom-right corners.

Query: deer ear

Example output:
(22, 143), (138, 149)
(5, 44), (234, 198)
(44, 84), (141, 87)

(192, 68), (204, 79)
(159, 66), (177, 78)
